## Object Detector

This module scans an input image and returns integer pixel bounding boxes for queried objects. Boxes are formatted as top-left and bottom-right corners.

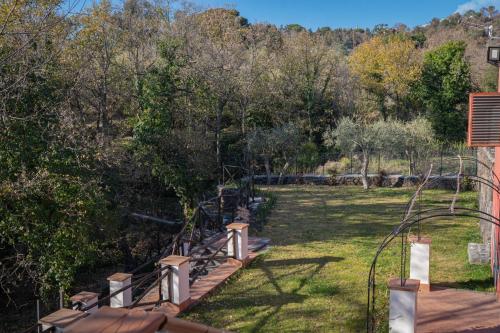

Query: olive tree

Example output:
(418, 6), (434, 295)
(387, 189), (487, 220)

(324, 118), (392, 189)
(247, 124), (301, 184)
(391, 117), (437, 175)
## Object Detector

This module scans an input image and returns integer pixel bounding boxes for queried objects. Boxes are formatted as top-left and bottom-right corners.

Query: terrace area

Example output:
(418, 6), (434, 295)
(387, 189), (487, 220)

(417, 287), (500, 332)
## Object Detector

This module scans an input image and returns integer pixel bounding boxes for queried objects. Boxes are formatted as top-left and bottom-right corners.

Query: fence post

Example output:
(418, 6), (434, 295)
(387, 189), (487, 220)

(198, 208), (205, 240)
(251, 174), (255, 201)
(350, 152), (353, 174)
(246, 181), (249, 207)
(107, 273), (132, 308)
(440, 145), (444, 176)
(59, 288), (64, 309)
(226, 223), (249, 263)
(217, 187), (223, 227)
(159, 256), (191, 311)
(36, 299), (40, 333)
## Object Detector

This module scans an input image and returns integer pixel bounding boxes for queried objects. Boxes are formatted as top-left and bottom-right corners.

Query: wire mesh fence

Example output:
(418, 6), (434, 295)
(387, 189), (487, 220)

(292, 145), (477, 177)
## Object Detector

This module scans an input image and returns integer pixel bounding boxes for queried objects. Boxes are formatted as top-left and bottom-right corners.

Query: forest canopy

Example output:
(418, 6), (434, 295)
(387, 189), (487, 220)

(0, 0), (495, 309)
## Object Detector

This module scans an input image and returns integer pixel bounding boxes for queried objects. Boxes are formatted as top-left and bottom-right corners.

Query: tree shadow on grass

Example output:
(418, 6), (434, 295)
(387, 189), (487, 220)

(263, 256), (343, 267)
(247, 256), (342, 333)
(432, 277), (495, 291)
(193, 255), (346, 332)
(265, 210), (467, 246)
(229, 256), (344, 297)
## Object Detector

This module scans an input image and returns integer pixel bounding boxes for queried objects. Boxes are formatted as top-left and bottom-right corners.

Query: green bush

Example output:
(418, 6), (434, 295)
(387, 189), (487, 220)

(298, 142), (320, 173)
(255, 191), (277, 228)
(0, 171), (111, 297)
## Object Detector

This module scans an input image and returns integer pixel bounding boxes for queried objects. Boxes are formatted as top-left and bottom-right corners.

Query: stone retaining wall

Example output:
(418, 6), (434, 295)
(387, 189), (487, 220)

(477, 147), (494, 244)
(250, 174), (466, 190)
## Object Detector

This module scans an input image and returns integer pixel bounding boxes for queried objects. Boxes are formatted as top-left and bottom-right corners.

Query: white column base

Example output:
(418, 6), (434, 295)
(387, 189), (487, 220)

(409, 236), (431, 292)
(159, 255), (191, 310)
(226, 223), (249, 261)
(70, 291), (99, 314)
(389, 278), (420, 333)
(107, 273), (132, 308)
(38, 308), (86, 332)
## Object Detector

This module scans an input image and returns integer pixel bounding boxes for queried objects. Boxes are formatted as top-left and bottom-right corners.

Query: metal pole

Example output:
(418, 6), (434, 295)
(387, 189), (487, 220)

(199, 208), (205, 240)
(295, 152), (298, 176)
(439, 145), (443, 176)
(217, 196), (222, 227)
(251, 174), (255, 201)
(157, 264), (162, 305)
(36, 299), (40, 333)
(350, 152), (353, 174)
(59, 289), (64, 309)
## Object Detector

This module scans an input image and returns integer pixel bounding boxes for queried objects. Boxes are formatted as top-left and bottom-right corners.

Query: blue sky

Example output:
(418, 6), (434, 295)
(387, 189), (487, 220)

(191, 0), (500, 30)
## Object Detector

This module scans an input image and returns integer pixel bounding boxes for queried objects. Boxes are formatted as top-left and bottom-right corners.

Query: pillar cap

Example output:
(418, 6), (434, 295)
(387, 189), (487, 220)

(70, 291), (99, 303)
(408, 235), (432, 244)
(39, 308), (86, 327)
(107, 273), (132, 282)
(159, 255), (189, 266)
(389, 278), (420, 292)
(226, 223), (249, 230)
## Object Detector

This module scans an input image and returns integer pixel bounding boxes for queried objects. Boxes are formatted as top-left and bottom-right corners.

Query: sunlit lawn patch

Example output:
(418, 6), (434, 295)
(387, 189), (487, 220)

(183, 185), (492, 333)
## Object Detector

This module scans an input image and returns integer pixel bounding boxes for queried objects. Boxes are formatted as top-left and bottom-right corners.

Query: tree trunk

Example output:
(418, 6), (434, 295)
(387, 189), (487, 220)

(410, 153), (415, 175)
(240, 102), (248, 172)
(278, 160), (290, 185)
(216, 100), (226, 182)
(361, 151), (370, 190)
(264, 156), (271, 185)
(406, 150), (412, 175)
(379, 95), (387, 121)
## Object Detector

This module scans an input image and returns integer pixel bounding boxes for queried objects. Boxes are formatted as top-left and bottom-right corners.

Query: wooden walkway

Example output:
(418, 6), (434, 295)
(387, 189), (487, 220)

(417, 287), (500, 332)
(138, 237), (266, 316)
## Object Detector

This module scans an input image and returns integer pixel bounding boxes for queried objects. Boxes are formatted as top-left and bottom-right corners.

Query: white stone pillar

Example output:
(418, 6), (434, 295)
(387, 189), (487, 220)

(181, 241), (190, 256)
(226, 223), (249, 261)
(70, 291), (99, 314)
(107, 273), (132, 308)
(38, 308), (86, 332)
(159, 255), (191, 311)
(388, 278), (420, 333)
(409, 236), (431, 292)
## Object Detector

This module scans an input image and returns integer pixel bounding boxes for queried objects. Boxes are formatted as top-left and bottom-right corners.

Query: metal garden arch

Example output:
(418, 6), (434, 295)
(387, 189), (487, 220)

(366, 155), (500, 332)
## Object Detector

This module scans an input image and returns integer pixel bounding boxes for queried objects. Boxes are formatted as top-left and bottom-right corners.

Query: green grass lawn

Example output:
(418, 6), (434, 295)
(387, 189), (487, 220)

(183, 185), (493, 333)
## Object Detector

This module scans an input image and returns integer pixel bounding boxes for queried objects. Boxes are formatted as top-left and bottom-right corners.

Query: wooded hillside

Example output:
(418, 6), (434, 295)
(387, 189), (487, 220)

(0, 0), (497, 317)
